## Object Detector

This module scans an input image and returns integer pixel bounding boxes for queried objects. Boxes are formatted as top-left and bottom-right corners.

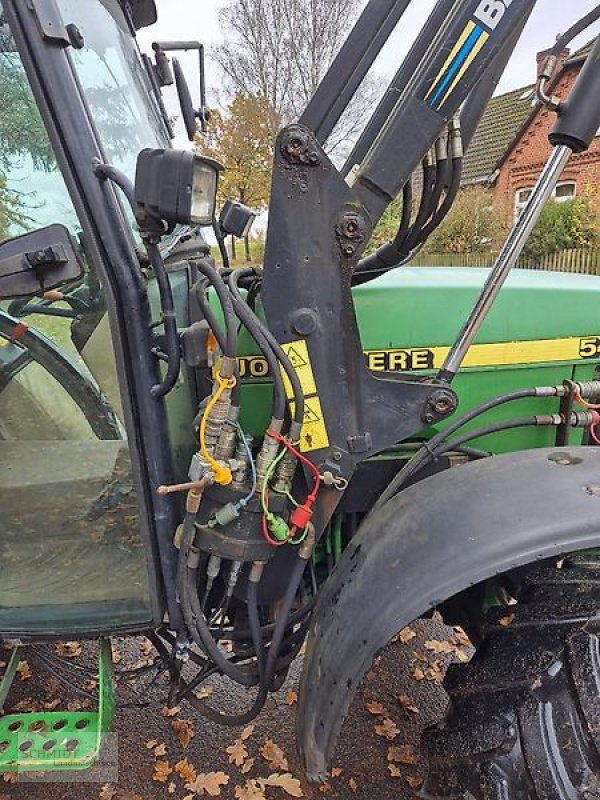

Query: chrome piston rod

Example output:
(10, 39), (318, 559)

(439, 144), (573, 382)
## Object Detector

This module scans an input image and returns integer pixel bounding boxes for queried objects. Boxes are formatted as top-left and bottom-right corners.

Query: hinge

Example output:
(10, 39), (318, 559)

(29, 0), (70, 45)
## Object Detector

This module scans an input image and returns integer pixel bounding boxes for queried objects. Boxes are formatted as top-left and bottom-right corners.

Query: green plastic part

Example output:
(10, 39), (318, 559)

(0, 639), (115, 773)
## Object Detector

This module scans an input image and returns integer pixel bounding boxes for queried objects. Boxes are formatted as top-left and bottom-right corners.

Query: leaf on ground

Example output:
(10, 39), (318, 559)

(140, 638), (153, 656)
(260, 738), (289, 771)
(424, 640), (455, 654)
(227, 739), (249, 767)
(284, 689), (298, 706)
(241, 757), (255, 775)
(348, 778), (358, 792)
(146, 739), (159, 750)
(425, 664), (444, 684)
(398, 694), (419, 714)
(99, 784), (116, 800)
(453, 626), (472, 646)
(388, 764), (402, 778)
(172, 718), (195, 749)
(185, 771), (230, 796)
(365, 701), (388, 717)
(388, 744), (417, 765)
(455, 648), (471, 663)
(1, 774), (17, 783)
(234, 780), (266, 800)
(196, 685), (214, 700)
(167, 781), (177, 794)
(153, 743), (168, 758)
(330, 768), (342, 778)
(153, 760), (173, 783)
(375, 718), (400, 741)
(175, 758), (197, 783)
(394, 627), (416, 644)
(111, 645), (122, 664)
(499, 614), (515, 627)
(161, 705), (181, 718)
(406, 775), (423, 789)
(318, 784), (332, 794)
(412, 666), (425, 681)
(17, 660), (31, 680)
(240, 724), (255, 741)
(260, 773), (304, 797)
(411, 650), (428, 663)
(55, 641), (83, 659)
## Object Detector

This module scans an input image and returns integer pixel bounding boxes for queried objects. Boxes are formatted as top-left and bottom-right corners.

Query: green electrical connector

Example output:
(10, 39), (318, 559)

(267, 514), (290, 542)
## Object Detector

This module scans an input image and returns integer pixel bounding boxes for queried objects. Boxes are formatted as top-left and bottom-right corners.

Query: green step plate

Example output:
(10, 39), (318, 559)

(0, 639), (115, 773)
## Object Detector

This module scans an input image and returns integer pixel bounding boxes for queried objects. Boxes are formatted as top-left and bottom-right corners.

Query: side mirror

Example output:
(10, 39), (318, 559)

(152, 41), (210, 140)
(0, 224), (84, 300)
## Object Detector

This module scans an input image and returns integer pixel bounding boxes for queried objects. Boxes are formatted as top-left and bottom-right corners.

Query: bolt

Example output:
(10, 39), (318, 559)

(346, 220), (358, 234)
(308, 152), (321, 165)
(343, 245), (355, 257)
(423, 413), (435, 425)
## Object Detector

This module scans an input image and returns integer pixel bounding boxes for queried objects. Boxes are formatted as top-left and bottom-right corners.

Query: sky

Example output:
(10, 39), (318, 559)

(136, 0), (600, 146)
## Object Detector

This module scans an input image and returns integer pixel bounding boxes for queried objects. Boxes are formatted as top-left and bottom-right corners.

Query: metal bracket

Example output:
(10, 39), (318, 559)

(262, 125), (456, 480)
(29, 0), (70, 45)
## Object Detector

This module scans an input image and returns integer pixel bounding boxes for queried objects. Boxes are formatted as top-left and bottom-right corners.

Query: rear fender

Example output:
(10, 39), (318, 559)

(297, 446), (600, 781)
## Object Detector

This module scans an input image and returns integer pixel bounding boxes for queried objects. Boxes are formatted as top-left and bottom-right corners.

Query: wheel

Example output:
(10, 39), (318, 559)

(422, 556), (600, 800)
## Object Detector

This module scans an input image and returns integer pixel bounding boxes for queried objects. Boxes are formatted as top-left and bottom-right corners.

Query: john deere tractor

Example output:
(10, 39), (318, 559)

(3, 0), (600, 796)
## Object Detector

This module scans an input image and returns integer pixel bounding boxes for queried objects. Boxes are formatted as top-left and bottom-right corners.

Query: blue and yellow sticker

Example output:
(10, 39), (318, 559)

(426, 20), (490, 111)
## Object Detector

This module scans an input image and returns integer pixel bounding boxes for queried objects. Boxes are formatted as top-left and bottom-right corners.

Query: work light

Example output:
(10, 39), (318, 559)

(134, 148), (223, 231)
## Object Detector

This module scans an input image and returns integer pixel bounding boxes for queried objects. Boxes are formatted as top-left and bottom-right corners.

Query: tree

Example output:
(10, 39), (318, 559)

(213, 0), (378, 158)
(199, 92), (280, 260)
(423, 187), (507, 254)
(522, 197), (599, 260)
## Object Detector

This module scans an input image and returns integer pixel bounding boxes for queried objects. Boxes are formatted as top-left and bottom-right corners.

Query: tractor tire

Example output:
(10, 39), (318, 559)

(422, 556), (600, 800)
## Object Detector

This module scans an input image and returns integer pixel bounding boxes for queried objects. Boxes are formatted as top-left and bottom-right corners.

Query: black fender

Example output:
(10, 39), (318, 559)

(297, 446), (600, 781)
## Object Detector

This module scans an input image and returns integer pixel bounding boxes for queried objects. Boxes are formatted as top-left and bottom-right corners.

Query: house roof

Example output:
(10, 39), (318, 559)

(462, 35), (598, 186)
(461, 85), (535, 185)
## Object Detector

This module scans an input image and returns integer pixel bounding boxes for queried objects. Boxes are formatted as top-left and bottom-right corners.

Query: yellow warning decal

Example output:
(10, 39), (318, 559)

(290, 396), (330, 453)
(280, 340), (317, 398)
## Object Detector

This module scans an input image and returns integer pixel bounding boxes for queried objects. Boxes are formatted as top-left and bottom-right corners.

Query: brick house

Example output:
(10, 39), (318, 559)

(462, 40), (600, 223)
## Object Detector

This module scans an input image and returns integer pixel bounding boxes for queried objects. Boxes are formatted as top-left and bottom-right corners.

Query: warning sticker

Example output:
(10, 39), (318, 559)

(281, 340), (317, 398)
(291, 396), (330, 453)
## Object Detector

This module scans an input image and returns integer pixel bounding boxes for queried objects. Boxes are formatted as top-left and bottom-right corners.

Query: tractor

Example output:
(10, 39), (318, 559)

(2, 0), (600, 796)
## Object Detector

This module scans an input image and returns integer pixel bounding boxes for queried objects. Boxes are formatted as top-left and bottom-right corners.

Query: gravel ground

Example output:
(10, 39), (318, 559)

(0, 616), (469, 800)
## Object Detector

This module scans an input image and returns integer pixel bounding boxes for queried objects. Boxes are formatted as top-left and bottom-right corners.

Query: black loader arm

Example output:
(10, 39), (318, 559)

(296, 446), (600, 781)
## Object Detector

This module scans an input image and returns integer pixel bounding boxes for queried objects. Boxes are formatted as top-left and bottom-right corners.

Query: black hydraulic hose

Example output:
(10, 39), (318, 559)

(194, 280), (242, 406)
(416, 156), (463, 245)
(227, 276), (287, 421)
(398, 160), (437, 255)
(417, 156), (450, 240)
(230, 269), (305, 425)
(212, 220), (231, 270)
(146, 241), (181, 398)
(551, 6), (600, 57)
(431, 417), (537, 459)
(352, 180), (413, 284)
(93, 161), (136, 208)
(373, 387), (538, 511)
(193, 260), (237, 359)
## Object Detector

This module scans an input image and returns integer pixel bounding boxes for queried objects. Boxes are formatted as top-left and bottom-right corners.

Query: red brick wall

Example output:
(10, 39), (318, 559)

(494, 64), (600, 221)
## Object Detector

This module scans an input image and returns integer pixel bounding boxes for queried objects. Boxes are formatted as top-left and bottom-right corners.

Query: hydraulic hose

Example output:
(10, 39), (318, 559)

(146, 241), (181, 398)
(227, 276), (287, 421)
(398, 159), (437, 255)
(230, 269), (305, 425)
(415, 156), (463, 245)
(373, 387), (539, 511)
(193, 260), (238, 359)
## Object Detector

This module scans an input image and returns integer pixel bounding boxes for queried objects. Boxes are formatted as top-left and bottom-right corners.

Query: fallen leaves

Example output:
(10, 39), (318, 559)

(153, 760), (173, 783)
(227, 739), (249, 767)
(348, 777), (358, 792)
(398, 694), (419, 715)
(284, 689), (298, 706)
(234, 781), (266, 800)
(388, 744), (416, 765)
(176, 758), (198, 784)
(388, 764), (402, 778)
(16, 660), (31, 680)
(185, 771), (230, 796)
(365, 701), (388, 717)
(374, 718), (400, 741)
(241, 724), (255, 741)
(394, 627), (416, 644)
(499, 614), (515, 627)
(261, 773), (303, 797)
(260, 739), (288, 771)
(172, 717), (195, 749)
(99, 785), (116, 800)
(55, 641), (83, 658)
(161, 705), (181, 718)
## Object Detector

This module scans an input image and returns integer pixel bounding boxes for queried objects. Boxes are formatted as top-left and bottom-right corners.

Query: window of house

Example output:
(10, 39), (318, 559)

(514, 182), (576, 220)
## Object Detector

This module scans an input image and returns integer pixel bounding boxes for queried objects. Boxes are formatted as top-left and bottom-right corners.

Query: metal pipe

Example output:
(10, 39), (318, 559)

(439, 144), (573, 381)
